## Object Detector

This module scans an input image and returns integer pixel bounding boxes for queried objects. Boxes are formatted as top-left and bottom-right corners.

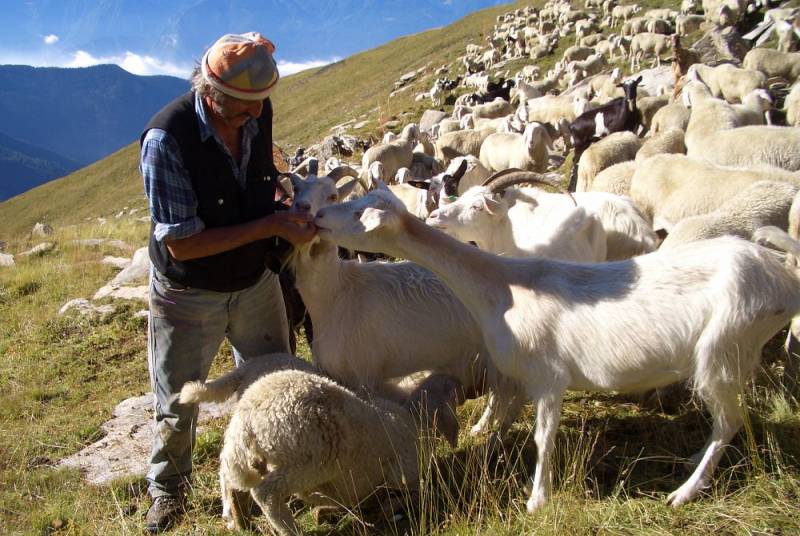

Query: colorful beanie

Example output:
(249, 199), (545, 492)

(201, 32), (279, 100)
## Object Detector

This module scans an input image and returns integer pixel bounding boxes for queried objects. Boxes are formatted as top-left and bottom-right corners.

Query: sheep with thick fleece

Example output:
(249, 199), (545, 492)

(479, 122), (552, 173)
(683, 81), (800, 171)
(635, 127), (685, 162)
(650, 100), (690, 133)
(454, 99), (513, 121)
(525, 93), (593, 125)
(360, 123), (419, 189)
(638, 94), (670, 130)
(203, 369), (460, 534)
(687, 63), (766, 104)
(731, 89), (772, 126)
(588, 160), (637, 196)
(313, 184), (800, 511)
(435, 128), (495, 166)
(660, 180), (799, 248)
(742, 48), (800, 83)
(784, 82), (800, 127)
(629, 154), (800, 230)
(576, 131), (642, 192)
(630, 33), (671, 71)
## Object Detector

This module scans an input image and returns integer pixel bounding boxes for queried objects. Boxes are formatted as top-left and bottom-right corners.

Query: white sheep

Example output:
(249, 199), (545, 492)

(742, 48), (800, 83)
(629, 33), (671, 71)
(784, 82), (800, 127)
(479, 122), (552, 173)
(576, 131), (642, 192)
(314, 183), (800, 512)
(649, 100), (690, 134)
(588, 160), (638, 195)
(435, 128), (496, 166)
(683, 81), (800, 171)
(731, 89), (772, 126)
(634, 127), (685, 163)
(687, 63), (766, 104)
(201, 368), (460, 534)
(660, 180), (799, 248)
(611, 3), (641, 27)
(360, 123), (420, 188)
(629, 154), (800, 230)
(676, 13), (704, 35)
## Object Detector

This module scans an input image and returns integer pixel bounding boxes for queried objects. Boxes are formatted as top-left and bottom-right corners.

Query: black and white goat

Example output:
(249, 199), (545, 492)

(567, 76), (643, 191)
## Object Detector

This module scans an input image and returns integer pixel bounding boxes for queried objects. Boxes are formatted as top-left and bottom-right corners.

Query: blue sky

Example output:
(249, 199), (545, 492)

(0, 0), (508, 78)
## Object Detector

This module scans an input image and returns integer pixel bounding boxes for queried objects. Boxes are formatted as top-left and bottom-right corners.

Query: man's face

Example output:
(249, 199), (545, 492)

(207, 94), (265, 129)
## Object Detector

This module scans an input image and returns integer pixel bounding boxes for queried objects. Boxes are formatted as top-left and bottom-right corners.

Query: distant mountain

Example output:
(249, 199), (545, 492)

(0, 131), (79, 200)
(0, 64), (187, 200)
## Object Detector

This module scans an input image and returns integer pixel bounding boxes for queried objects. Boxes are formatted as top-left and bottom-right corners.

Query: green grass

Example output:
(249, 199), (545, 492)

(2, 0), (800, 534)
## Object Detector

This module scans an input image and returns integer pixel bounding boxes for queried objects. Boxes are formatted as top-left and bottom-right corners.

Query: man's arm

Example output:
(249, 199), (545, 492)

(165, 211), (315, 261)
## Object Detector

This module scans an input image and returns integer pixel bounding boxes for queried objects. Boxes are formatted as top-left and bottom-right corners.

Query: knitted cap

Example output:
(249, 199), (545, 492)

(201, 32), (279, 100)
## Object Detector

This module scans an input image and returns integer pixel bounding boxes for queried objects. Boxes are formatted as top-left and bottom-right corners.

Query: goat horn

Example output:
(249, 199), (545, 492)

(277, 172), (304, 183)
(328, 164), (369, 190)
(291, 156), (317, 176)
(485, 171), (577, 206)
(480, 168), (524, 186)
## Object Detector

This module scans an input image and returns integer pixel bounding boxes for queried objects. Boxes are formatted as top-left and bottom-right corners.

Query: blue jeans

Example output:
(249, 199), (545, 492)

(146, 268), (290, 498)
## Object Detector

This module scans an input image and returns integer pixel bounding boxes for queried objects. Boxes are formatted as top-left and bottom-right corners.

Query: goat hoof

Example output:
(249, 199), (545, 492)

(526, 494), (547, 513)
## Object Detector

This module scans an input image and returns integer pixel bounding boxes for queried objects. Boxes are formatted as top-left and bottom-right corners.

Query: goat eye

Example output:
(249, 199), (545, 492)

(328, 194), (337, 201)
(353, 210), (363, 220)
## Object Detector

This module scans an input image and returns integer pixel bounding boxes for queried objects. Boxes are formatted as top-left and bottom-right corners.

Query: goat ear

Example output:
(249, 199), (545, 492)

(407, 180), (431, 190)
(453, 158), (469, 181)
(360, 207), (395, 232)
(336, 178), (359, 199)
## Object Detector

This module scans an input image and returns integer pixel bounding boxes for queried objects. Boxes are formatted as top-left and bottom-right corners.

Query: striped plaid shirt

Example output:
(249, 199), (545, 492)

(140, 92), (260, 242)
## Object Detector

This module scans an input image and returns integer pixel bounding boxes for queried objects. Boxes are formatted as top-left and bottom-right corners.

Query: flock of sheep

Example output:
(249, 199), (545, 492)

(180, 0), (800, 533)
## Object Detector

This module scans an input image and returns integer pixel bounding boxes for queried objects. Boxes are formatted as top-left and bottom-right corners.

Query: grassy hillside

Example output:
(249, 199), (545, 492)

(2, 0), (800, 534)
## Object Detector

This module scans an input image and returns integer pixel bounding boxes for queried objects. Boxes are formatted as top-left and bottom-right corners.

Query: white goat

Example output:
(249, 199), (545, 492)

(314, 183), (800, 512)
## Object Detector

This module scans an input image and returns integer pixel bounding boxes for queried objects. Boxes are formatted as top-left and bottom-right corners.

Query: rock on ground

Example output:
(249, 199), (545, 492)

(58, 298), (115, 317)
(19, 242), (55, 257)
(57, 393), (234, 486)
(0, 253), (14, 267)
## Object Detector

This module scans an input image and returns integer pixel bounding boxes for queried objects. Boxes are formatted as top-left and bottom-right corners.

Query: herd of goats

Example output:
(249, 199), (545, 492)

(181, 0), (800, 533)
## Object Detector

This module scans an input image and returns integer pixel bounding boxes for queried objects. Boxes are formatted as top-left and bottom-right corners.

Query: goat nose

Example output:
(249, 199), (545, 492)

(295, 201), (311, 212)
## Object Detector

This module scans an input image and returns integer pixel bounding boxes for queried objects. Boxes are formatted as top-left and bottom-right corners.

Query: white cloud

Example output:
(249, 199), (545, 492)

(64, 49), (191, 78)
(43, 34), (59, 45)
(277, 57), (340, 76)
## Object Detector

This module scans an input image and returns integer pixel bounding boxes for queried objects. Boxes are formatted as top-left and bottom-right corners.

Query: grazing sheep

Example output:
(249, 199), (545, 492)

(588, 160), (638, 195)
(676, 13), (704, 34)
(210, 369), (461, 534)
(634, 128), (686, 162)
(479, 122), (552, 173)
(576, 131), (642, 192)
(630, 33), (671, 70)
(629, 154), (800, 230)
(611, 3), (641, 27)
(660, 180), (799, 248)
(314, 183), (800, 512)
(563, 45), (596, 63)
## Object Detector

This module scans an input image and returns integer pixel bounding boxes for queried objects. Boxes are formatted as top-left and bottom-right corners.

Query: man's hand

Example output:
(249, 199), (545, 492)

(266, 211), (317, 245)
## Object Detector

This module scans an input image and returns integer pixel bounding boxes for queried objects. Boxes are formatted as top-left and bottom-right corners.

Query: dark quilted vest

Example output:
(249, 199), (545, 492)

(142, 92), (286, 292)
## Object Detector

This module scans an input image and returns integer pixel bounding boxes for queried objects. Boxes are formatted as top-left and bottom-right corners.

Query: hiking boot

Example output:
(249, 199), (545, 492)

(145, 495), (184, 534)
